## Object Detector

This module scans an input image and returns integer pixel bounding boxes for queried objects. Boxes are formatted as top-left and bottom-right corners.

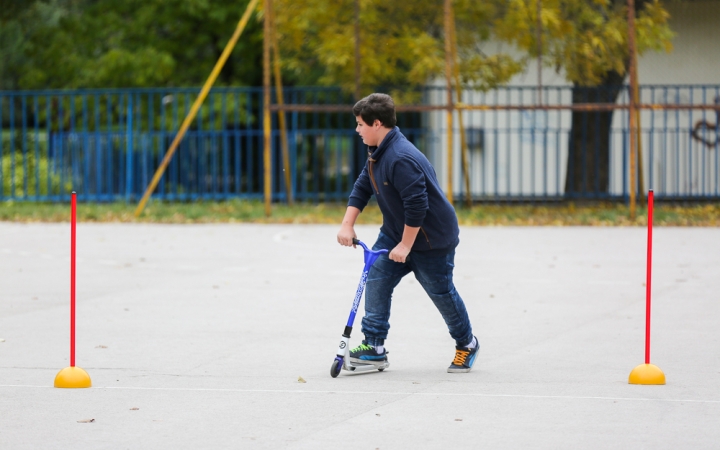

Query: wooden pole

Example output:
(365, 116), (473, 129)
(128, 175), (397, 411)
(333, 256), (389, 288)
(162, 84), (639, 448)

(269, 2), (293, 205)
(449, 7), (471, 207)
(627, 0), (638, 220)
(537, 0), (542, 106)
(133, 0), (259, 217)
(263, 0), (272, 216)
(354, 0), (361, 101)
(633, 47), (645, 201)
(444, 0), (454, 204)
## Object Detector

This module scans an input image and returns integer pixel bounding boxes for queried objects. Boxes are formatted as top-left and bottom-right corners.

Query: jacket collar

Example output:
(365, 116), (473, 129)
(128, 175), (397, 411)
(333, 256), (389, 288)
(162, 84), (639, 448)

(367, 127), (400, 161)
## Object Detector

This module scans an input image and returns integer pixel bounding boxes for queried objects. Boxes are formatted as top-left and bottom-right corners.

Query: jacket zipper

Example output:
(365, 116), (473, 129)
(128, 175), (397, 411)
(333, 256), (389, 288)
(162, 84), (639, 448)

(420, 227), (432, 249)
(368, 156), (380, 195)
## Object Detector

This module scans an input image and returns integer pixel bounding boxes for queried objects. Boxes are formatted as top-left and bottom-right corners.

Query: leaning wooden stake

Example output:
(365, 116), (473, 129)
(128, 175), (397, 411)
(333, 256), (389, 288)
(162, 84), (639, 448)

(134, 0), (259, 218)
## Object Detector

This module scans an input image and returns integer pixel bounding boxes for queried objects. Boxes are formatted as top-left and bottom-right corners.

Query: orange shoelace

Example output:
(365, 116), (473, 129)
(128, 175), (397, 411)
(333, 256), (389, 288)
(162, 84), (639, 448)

(452, 349), (470, 366)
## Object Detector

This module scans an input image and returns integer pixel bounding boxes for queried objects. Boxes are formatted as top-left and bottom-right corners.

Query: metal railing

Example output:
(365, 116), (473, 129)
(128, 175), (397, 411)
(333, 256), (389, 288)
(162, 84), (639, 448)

(1, 85), (719, 203)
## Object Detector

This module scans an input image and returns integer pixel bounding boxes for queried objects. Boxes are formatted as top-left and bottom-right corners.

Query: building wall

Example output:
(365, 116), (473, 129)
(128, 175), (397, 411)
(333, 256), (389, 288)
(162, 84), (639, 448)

(640, 1), (720, 85)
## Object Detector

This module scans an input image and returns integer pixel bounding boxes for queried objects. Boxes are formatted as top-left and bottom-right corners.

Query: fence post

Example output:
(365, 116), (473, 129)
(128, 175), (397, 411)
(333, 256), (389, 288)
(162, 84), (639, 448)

(126, 93), (134, 201)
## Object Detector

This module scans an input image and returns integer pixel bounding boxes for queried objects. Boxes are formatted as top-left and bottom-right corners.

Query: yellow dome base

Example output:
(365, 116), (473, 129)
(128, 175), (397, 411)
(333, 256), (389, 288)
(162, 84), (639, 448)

(628, 363), (666, 385)
(54, 366), (92, 388)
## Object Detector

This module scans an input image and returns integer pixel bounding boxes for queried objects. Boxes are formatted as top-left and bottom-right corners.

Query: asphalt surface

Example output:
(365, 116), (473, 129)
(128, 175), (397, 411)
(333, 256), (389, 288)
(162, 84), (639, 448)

(1, 223), (719, 449)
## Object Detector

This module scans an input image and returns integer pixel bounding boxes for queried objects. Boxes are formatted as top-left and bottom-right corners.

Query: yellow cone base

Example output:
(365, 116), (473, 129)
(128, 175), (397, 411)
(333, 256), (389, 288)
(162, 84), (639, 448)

(54, 366), (92, 388)
(628, 363), (666, 385)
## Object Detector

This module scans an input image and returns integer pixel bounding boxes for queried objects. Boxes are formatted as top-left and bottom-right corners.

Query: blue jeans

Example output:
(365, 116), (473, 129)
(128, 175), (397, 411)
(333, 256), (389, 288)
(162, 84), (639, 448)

(361, 232), (473, 348)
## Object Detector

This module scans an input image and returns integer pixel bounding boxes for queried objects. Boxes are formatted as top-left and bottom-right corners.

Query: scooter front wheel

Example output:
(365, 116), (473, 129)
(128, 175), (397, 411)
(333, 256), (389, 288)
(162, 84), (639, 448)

(330, 358), (342, 378)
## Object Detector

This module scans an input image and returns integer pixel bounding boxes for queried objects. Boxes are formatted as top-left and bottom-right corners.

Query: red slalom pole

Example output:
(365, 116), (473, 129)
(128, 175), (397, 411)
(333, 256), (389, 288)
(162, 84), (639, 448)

(644, 189), (654, 364)
(628, 189), (664, 384)
(70, 191), (76, 367)
(53, 190), (91, 388)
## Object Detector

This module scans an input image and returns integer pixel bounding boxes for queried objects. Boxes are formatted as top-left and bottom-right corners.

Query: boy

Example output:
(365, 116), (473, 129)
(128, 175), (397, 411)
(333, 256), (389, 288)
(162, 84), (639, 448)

(336, 93), (478, 373)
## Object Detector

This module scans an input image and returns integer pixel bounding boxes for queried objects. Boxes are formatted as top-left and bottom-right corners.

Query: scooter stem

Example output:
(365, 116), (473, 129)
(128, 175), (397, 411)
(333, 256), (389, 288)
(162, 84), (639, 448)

(346, 239), (388, 330)
(331, 239), (391, 377)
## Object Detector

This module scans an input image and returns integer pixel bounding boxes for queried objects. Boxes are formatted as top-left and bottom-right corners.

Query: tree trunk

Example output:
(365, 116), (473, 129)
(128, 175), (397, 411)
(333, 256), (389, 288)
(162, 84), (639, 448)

(564, 0), (650, 198)
(564, 70), (625, 198)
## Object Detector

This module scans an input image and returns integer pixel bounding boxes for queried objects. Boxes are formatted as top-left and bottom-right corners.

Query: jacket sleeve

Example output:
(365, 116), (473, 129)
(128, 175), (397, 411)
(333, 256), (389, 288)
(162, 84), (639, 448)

(390, 157), (428, 227)
(347, 163), (373, 211)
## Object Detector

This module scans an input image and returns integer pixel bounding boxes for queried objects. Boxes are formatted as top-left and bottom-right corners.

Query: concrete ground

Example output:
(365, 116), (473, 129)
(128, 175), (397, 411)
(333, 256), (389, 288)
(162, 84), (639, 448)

(1, 222), (719, 449)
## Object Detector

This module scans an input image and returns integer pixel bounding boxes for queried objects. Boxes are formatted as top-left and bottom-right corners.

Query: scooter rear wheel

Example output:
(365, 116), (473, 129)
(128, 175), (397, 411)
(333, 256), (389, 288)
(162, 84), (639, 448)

(330, 359), (342, 378)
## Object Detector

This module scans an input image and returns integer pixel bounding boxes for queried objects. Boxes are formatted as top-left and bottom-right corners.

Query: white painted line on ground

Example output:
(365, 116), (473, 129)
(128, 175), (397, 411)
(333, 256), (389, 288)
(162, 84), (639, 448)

(2, 384), (718, 404)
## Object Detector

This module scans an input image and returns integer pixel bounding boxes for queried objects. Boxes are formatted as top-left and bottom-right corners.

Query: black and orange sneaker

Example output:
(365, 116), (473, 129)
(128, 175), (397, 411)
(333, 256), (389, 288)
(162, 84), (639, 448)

(447, 337), (479, 373)
(349, 341), (388, 364)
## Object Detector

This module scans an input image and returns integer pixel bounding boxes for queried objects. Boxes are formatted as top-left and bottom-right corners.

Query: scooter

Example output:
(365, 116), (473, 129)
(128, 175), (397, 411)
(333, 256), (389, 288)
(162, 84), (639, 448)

(330, 238), (390, 378)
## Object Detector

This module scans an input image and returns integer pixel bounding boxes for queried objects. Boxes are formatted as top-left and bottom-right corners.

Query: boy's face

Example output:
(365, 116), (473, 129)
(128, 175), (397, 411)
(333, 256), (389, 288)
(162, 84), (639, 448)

(355, 116), (383, 147)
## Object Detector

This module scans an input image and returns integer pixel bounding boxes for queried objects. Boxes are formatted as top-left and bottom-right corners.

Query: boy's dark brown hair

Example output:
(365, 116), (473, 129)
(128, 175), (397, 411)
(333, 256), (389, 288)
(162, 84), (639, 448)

(352, 93), (397, 129)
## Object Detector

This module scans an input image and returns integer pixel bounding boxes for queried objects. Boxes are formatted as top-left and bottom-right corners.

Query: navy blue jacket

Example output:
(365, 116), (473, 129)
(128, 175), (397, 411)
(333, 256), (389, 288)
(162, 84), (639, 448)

(348, 127), (459, 254)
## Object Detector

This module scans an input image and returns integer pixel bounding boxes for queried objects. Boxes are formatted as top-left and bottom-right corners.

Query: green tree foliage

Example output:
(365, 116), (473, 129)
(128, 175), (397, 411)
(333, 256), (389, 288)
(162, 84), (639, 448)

(273, 0), (672, 91)
(0, 0), (51, 90)
(273, 0), (524, 98)
(4, 0), (264, 89)
(3, 0), (674, 92)
(493, 0), (673, 86)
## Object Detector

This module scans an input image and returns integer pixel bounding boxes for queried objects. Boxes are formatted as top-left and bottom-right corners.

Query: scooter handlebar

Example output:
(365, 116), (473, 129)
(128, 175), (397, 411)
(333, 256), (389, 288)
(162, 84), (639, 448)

(352, 238), (391, 257)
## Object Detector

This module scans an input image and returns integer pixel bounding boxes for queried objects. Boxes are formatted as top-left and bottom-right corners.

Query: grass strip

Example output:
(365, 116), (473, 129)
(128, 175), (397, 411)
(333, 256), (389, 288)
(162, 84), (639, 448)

(2, 199), (720, 226)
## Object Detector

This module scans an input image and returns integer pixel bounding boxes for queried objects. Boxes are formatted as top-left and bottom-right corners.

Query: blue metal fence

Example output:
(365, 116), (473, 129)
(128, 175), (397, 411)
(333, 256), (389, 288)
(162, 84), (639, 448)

(1, 85), (719, 202)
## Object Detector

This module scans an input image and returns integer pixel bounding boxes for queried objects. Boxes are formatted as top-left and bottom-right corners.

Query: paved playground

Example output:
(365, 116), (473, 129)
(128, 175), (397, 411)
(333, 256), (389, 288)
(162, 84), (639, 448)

(1, 222), (719, 449)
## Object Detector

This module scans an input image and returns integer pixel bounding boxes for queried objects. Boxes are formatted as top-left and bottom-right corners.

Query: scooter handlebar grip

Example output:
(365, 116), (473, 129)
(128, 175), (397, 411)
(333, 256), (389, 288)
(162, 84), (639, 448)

(352, 238), (360, 245)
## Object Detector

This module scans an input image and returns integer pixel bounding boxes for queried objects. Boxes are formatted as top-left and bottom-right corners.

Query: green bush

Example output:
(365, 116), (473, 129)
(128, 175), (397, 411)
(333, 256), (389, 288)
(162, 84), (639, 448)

(1, 132), (71, 198)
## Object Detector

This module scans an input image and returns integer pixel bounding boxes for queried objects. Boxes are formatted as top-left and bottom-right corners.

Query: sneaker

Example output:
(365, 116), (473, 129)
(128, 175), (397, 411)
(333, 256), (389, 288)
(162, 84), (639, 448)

(447, 337), (479, 373)
(349, 341), (388, 364)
